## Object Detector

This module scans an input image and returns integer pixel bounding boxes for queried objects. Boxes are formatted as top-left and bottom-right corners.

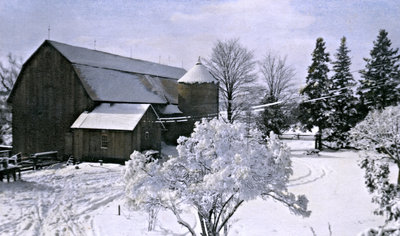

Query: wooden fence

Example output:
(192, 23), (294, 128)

(279, 133), (322, 150)
(0, 151), (59, 182)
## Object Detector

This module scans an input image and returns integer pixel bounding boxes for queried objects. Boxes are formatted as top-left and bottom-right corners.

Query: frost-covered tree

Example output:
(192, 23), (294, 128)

(206, 39), (257, 123)
(0, 53), (21, 145)
(258, 53), (296, 136)
(350, 106), (400, 235)
(350, 106), (400, 184)
(358, 30), (400, 112)
(326, 37), (358, 147)
(298, 38), (331, 138)
(124, 118), (310, 236)
(357, 158), (400, 236)
(0, 53), (21, 93)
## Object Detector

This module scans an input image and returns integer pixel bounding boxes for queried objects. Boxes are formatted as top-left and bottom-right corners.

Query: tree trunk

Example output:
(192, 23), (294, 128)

(223, 224), (228, 236)
(315, 127), (322, 150)
(204, 220), (216, 236)
(397, 163), (400, 185)
(198, 213), (207, 236)
(227, 98), (232, 123)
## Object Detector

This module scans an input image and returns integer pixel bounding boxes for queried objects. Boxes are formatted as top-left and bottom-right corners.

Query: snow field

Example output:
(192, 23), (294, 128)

(0, 163), (123, 236)
(0, 140), (390, 235)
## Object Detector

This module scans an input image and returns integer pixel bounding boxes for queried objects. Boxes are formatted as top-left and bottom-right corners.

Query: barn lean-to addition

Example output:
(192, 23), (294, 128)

(8, 40), (218, 162)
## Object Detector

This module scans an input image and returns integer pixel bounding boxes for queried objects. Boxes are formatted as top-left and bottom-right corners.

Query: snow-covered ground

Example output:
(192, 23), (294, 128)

(0, 140), (390, 235)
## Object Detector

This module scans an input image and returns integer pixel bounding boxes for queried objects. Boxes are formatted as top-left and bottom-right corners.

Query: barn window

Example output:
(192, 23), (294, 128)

(101, 134), (108, 149)
(145, 131), (150, 140)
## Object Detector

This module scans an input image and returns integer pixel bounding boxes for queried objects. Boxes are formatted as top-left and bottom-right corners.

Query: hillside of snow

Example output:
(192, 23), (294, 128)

(0, 140), (390, 235)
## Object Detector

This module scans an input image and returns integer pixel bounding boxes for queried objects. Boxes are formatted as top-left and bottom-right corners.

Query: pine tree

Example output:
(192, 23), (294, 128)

(359, 29), (400, 111)
(299, 38), (331, 138)
(327, 37), (358, 147)
(257, 53), (296, 136)
(258, 94), (290, 136)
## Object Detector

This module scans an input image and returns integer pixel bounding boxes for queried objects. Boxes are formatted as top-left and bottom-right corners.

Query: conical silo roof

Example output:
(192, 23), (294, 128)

(178, 58), (217, 84)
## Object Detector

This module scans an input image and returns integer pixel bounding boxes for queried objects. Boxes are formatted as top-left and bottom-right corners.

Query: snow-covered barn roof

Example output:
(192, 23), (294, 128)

(8, 40), (186, 104)
(178, 59), (217, 84)
(73, 64), (178, 104)
(71, 103), (150, 131)
(48, 41), (186, 80)
(50, 41), (184, 104)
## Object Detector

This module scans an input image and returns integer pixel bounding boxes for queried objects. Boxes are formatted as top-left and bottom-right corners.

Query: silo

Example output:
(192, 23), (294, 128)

(178, 59), (219, 119)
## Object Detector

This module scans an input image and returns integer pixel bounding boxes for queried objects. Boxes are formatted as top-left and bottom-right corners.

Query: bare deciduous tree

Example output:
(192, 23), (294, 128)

(259, 53), (295, 100)
(205, 38), (256, 122)
(257, 53), (297, 135)
(0, 53), (21, 93)
(0, 53), (21, 145)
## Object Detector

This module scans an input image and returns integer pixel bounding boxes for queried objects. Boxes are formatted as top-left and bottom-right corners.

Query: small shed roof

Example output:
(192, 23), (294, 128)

(71, 103), (150, 131)
(159, 104), (183, 115)
(178, 60), (217, 84)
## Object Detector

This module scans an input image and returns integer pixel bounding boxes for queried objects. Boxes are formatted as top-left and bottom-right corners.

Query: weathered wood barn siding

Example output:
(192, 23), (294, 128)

(9, 42), (94, 157)
(178, 83), (219, 117)
(175, 82), (219, 139)
(73, 108), (160, 162)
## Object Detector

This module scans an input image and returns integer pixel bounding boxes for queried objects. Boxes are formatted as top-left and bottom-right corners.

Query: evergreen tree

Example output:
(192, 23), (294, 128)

(359, 29), (400, 111)
(299, 38), (331, 138)
(327, 37), (358, 147)
(258, 94), (290, 136)
(257, 53), (296, 136)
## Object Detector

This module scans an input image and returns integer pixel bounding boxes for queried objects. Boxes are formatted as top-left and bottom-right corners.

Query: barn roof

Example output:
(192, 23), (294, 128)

(45, 41), (186, 104)
(71, 103), (150, 131)
(9, 40), (185, 104)
(48, 41), (186, 80)
(73, 64), (178, 104)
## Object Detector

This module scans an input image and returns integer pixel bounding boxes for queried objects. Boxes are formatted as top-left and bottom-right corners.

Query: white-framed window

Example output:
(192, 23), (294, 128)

(101, 134), (108, 149)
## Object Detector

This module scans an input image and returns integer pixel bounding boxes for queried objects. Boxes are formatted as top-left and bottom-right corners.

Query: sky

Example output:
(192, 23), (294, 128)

(0, 0), (399, 87)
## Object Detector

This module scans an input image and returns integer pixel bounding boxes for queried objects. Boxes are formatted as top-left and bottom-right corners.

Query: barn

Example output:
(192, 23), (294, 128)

(8, 40), (218, 162)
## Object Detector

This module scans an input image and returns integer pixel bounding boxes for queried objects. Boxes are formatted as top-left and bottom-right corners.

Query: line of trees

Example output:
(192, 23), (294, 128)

(299, 29), (400, 148)
(302, 30), (400, 234)
(202, 30), (400, 235)
(205, 30), (399, 147)
(205, 38), (298, 137)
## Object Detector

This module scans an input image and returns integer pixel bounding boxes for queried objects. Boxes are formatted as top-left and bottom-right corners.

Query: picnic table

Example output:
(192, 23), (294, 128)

(0, 158), (21, 182)
(28, 151), (59, 170)
(0, 151), (59, 182)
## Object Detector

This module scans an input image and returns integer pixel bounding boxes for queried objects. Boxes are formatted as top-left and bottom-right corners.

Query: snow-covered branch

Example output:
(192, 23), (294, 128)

(350, 106), (400, 235)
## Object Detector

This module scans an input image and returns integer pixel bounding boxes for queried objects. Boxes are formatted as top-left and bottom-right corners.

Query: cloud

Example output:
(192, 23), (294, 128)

(170, 0), (315, 37)
(1, 0), (399, 86)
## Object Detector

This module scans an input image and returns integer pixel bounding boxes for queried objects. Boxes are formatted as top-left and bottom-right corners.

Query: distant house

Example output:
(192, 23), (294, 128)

(8, 40), (218, 162)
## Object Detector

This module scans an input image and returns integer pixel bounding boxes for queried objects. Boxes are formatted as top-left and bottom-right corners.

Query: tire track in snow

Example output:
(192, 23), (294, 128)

(288, 159), (327, 187)
(1, 164), (124, 236)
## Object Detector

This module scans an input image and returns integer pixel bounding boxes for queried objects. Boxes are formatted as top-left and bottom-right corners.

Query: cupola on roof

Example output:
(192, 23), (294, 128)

(178, 58), (217, 84)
